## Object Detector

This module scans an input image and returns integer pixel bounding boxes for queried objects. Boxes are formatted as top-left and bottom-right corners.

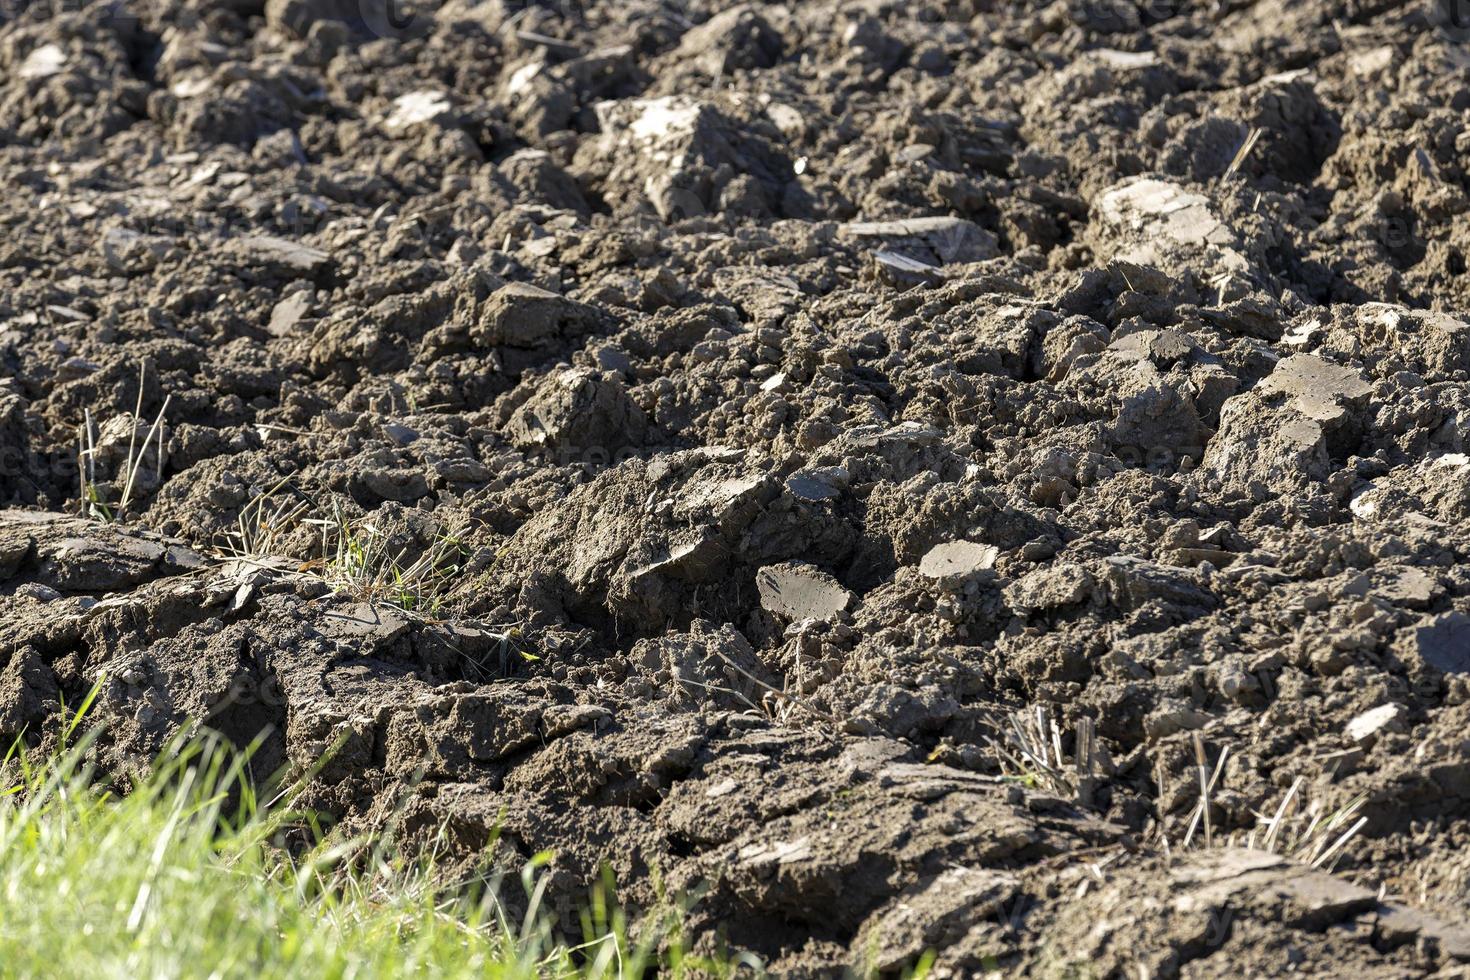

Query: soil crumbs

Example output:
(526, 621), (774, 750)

(3, 0), (1470, 974)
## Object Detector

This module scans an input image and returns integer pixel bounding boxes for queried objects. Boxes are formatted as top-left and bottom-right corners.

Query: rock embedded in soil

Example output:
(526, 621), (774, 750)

(918, 540), (999, 581)
(267, 290), (314, 338)
(1345, 703), (1408, 745)
(633, 620), (769, 709)
(783, 467), (847, 502)
(590, 95), (788, 221)
(382, 91), (455, 137)
(756, 562), (852, 622)
(1409, 612), (1470, 674)
(1256, 353), (1372, 450)
(266, 0), (365, 38)
(669, 5), (784, 77)
(223, 236), (332, 280)
(19, 44), (66, 80)
(472, 282), (601, 353)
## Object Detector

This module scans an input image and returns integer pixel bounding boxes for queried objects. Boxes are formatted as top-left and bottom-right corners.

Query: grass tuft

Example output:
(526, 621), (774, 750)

(0, 721), (752, 978)
(221, 476), (314, 566)
(1168, 735), (1368, 871)
(988, 707), (1099, 806)
(218, 483), (471, 617)
(305, 498), (469, 614)
(76, 363), (170, 523)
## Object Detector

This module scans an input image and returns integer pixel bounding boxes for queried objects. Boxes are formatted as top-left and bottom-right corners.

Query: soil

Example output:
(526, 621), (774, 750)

(3, 0), (1470, 974)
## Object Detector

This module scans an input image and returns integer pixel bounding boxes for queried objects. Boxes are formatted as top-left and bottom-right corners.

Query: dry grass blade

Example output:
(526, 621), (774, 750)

(989, 707), (1098, 803)
(1256, 775), (1303, 852)
(122, 362), (145, 496)
(1223, 126), (1263, 180)
(216, 485), (487, 624)
(1075, 717), (1097, 808)
(305, 499), (469, 615)
(118, 393), (172, 517)
(220, 479), (313, 563)
(1195, 734), (1212, 848)
(708, 647), (839, 726)
(676, 676), (764, 714)
(74, 362), (172, 523)
(1181, 739), (1229, 850)
(1271, 790), (1369, 869)
(1178, 751), (1370, 873)
(77, 418), (89, 512)
(78, 408), (108, 520)
(1311, 813), (1368, 869)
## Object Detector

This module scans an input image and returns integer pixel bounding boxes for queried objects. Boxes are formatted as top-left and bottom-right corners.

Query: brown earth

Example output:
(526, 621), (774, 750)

(3, 0), (1470, 974)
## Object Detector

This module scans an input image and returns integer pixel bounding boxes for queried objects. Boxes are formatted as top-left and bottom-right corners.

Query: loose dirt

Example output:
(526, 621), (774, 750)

(3, 0), (1470, 974)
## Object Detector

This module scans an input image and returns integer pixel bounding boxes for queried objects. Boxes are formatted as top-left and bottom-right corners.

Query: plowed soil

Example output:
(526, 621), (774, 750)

(4, 0), (1470, 974)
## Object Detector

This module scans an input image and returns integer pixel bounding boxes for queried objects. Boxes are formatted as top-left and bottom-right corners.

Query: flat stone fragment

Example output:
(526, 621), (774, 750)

(1107, 327), (1202, 366)
(919, 540), (999, 579)
(225, 235), (331, 277)
(383, 90), (453, 136)
(1410, 612), (1470, 673)
(874, 250), (937, 273)
(19, 43), (66, 79)
(1258, 354), (1372, 424)
(268, 290), (314, 337)
(785, 469), (846, 502)
(1345, 703), (1407, 744)
(1090, 48), (1159, 69)
(739, 836), (813, 867)
(841, 216), (999, 263)
(757, 562), (851, 622)
(317, 602), (410, 645)
(1172, 848), (1377, 922)
(1378, 566), (1437, 608)
(1374, 904), (1470, 961)
(1098, 178), (1235, 246)
(843, 216), (978, 237)
(36, 535), (166, 592)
